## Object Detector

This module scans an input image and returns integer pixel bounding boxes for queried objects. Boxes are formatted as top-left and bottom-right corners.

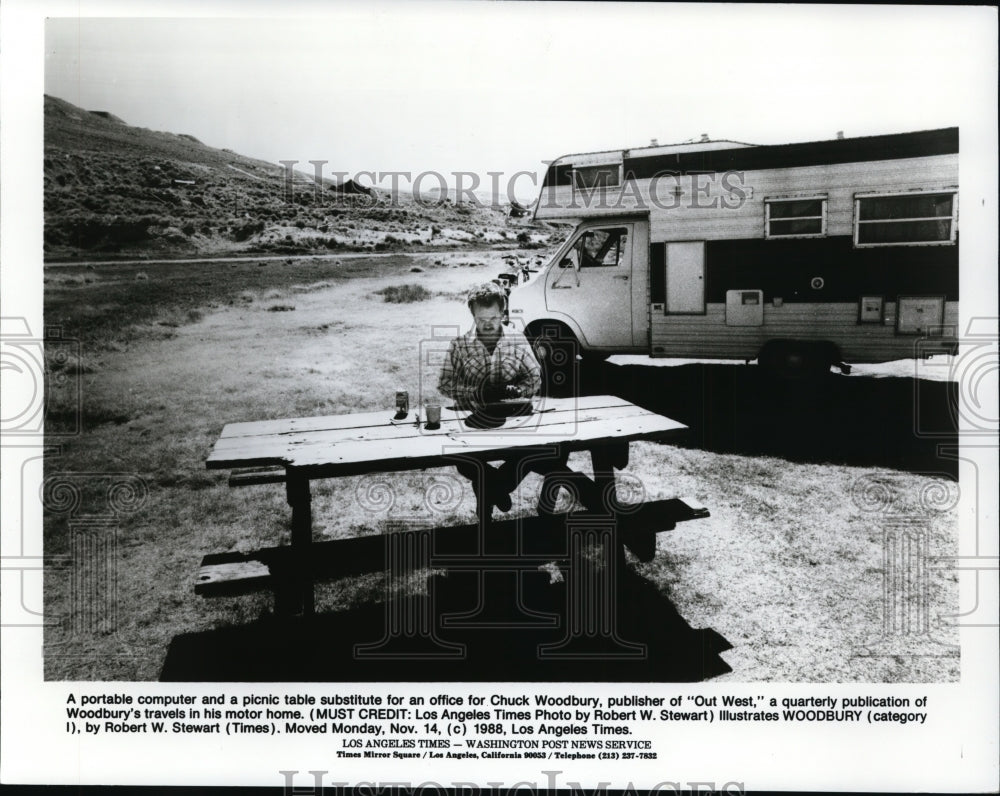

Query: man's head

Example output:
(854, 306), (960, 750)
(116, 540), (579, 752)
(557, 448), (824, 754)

(466, 282), (506, 342)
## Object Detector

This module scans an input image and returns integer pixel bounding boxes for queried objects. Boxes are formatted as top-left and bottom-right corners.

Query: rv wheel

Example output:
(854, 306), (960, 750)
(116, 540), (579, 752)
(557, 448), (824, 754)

(758, 340), (835, 380)
(530, 322), (579, 396)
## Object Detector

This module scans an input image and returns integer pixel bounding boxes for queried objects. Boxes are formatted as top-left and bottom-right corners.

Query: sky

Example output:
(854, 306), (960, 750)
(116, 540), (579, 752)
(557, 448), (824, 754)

(41, 3), (997, 202)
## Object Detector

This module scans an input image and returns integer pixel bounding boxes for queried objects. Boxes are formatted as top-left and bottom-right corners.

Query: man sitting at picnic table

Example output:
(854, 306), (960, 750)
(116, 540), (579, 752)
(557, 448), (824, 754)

(439, 282), (542, 512)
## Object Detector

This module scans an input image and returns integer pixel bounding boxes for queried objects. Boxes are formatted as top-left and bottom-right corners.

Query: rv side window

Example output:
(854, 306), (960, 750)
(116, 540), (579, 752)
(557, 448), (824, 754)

(577, 228), (628, 267)
(854, 192), (958, 246)
(765, 197), (826, 238)
(573, 164), (621, 190)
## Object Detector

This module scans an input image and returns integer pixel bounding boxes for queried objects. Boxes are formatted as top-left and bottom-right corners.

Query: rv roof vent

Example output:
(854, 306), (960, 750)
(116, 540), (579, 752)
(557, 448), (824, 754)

(700, 133), (710, 143)
(836, 131), (844, 139)
(650, 138), (658, 146)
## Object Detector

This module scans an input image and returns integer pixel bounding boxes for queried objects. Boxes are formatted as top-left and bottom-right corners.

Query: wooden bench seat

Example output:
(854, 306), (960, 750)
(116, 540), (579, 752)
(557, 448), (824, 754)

(195, 497), (709, 598)
(227, 466), (286, 487)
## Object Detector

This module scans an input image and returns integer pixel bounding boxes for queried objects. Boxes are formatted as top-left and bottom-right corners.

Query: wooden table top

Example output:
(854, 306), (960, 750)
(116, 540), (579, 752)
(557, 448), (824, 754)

(206, 395), (687, 476)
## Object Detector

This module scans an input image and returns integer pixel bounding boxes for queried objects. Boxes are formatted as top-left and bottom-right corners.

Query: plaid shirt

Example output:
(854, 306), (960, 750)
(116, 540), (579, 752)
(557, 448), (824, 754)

(439, 324), (542, 409)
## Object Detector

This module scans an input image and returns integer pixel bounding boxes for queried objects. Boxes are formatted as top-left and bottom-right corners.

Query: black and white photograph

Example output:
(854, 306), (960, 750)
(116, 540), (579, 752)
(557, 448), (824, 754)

(1, 0), (997, 791)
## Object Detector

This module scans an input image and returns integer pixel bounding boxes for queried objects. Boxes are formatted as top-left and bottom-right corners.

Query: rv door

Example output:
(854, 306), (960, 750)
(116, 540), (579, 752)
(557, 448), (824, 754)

(544, 223), (642, 349)
(665, 241), (705, 313)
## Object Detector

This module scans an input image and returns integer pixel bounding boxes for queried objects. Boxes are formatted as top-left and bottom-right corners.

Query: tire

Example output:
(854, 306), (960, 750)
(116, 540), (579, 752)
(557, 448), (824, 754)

(529, 322), (579, 396)
(758, 340), (836, 381)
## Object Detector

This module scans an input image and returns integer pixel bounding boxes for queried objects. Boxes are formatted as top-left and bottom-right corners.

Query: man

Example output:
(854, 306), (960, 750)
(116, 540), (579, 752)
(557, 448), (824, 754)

(438, 282), (542, 511)
(439, 282), (541, 409)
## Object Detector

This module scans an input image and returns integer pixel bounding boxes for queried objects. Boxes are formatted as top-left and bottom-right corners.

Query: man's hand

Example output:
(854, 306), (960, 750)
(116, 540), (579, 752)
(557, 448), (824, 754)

(480, 383), (522, 402)
(480, 382), (505, 403)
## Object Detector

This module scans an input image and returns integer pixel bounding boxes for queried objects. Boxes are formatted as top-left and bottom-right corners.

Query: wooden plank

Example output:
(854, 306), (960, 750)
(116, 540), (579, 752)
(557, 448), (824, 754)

(217, 408), (413, 440)
(207, 416), (688, 474)
(214, 396), (634, 441)
(210, 413), (441, 454)
(195, 559), (271, 596)
(286, 415), (687, 475)
(228, 467), (286, 487)
(207, 398), (676, 470)
(195, 497), (711, 597)
(209, 402), (658, 459)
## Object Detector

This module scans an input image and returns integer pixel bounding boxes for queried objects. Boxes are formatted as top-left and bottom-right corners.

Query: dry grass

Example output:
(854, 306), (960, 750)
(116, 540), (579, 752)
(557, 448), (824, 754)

(42, 250), (959, 681)
(627, 446), (958, 681)
(374, 283), (432, 303)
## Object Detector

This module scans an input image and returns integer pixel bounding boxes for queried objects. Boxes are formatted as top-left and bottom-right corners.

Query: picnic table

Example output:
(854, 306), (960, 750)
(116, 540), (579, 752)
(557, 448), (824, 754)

(199, 395), (708, 649)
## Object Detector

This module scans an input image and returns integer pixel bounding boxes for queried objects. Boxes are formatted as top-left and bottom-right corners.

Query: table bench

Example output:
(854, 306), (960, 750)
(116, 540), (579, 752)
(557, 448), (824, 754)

(201, 395), (708, 628)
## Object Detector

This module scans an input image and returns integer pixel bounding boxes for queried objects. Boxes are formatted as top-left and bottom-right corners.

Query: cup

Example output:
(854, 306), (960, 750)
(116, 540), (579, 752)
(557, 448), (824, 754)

(424, 404), (441, 430)
(393, 390), (409, 420)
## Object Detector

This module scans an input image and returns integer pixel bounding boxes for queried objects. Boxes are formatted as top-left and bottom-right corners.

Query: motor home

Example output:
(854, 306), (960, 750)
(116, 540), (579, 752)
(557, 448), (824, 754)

(507, 128), (958, 382)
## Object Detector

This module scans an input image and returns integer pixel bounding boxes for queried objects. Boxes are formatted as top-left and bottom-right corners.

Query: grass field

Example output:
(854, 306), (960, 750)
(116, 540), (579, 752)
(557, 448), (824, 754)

(42, 250), (960, 681)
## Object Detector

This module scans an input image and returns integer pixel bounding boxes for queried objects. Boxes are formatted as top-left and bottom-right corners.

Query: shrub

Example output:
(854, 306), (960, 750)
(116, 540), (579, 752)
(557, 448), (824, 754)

(266, 304), (296, 312)
(232, 220), (264, 242)
(374, 284), (432, 303)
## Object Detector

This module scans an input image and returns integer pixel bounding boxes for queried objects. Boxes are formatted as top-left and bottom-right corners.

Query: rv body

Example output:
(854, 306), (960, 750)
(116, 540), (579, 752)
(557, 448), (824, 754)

(508, 128), (958, 373)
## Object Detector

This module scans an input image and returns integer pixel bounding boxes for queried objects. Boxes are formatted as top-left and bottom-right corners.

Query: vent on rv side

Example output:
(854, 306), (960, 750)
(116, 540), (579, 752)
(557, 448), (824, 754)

(897, 296), (946, 334)
(726, 290), (764, 326)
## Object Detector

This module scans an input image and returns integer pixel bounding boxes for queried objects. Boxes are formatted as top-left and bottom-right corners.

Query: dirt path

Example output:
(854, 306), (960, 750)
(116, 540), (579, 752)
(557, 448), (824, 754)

(43, 248), (492, 269)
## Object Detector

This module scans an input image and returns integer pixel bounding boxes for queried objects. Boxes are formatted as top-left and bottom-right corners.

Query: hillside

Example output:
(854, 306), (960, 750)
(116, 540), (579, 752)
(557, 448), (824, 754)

(43, 95), (550, 260)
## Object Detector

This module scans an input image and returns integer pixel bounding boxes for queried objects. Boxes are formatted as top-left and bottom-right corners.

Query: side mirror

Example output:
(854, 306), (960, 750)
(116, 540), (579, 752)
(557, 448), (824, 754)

(559, 257), (573, 268)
